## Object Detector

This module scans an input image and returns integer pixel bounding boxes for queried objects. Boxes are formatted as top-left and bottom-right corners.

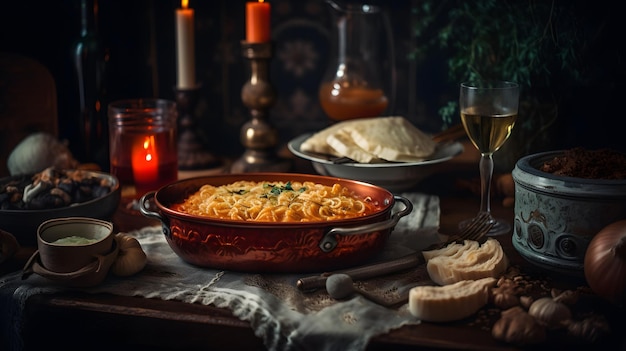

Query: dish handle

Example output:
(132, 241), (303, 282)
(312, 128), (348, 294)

(318, 195), (413, 253)
(138, 191), (171, 239)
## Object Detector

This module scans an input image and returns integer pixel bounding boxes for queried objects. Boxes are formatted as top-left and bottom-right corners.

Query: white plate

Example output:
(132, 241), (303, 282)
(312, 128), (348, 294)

(288, 133), (464, 192)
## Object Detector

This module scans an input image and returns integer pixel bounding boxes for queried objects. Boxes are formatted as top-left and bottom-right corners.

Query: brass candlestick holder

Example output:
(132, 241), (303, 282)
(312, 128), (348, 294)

(175, 85), (222, 171)
(231, 41), (291, 173)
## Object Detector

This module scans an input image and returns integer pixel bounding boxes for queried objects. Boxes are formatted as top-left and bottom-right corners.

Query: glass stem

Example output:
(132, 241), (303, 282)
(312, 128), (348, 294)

(479, 153), (494, 216)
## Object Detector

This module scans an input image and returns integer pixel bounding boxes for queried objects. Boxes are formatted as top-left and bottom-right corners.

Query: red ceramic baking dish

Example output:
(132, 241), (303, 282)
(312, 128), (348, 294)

(139, 173), (412, 273)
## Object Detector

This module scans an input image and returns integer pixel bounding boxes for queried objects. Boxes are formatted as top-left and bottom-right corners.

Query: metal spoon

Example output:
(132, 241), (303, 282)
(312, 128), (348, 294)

(326, 273), (398, 307)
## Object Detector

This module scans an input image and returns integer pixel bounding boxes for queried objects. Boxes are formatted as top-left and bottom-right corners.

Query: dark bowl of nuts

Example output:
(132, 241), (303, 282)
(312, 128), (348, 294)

(0, 167), (120, 246)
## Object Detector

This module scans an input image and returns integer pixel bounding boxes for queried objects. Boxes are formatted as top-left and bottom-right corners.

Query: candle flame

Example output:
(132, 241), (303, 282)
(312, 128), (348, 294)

(258, 0), (264, 3)
(142, 136), (156, 162)
(181, 0), (189, 9)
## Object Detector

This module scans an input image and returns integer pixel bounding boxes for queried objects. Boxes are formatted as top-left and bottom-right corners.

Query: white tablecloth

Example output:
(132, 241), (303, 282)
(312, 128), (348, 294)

(1, 192), (442, 351)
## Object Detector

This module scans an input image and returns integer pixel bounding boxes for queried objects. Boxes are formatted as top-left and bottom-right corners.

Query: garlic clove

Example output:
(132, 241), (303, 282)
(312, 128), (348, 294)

(111, 233), (147, 277)
(528, 296), (572, 329)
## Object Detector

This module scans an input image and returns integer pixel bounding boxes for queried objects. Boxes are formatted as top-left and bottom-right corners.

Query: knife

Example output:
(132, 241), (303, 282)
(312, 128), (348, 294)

(296, 253), (424, 291)
(297, 211), (494, 291)
(296, 216), (492, 291)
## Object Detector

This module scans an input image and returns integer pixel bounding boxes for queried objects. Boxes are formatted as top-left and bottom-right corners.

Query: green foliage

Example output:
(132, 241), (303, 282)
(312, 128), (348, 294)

(410, 0), (586, 125)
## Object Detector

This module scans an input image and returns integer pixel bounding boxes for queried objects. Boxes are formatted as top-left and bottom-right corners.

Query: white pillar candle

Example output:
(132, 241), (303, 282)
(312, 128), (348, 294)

(176, 0), (195, 89)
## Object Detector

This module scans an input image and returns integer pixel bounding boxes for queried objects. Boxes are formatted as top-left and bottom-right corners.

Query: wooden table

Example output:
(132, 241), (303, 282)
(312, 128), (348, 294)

(4, 157), (624, 351)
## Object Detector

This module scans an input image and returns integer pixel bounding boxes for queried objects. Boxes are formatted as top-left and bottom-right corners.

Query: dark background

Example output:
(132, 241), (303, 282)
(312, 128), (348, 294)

(1, 0), (624, 173)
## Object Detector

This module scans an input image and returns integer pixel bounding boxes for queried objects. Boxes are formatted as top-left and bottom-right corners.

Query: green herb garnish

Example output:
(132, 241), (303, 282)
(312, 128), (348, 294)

(261, 182), (306, 198)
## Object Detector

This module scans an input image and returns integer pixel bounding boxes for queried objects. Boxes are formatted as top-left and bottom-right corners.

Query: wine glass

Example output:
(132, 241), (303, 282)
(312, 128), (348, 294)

(459, 81), (520, 236)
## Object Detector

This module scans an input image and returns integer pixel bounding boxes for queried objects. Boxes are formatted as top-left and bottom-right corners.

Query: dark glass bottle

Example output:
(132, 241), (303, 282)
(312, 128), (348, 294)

(73, 0), (109, 170)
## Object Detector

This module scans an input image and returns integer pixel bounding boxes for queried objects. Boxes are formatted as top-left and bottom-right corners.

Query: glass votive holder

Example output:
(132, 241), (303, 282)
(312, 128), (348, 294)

(108, 98), (178, 198)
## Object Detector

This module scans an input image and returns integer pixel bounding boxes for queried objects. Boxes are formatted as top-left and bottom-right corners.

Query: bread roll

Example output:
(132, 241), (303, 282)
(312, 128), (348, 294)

(424, 239), (509, 286)
(408, 277), (497, 322)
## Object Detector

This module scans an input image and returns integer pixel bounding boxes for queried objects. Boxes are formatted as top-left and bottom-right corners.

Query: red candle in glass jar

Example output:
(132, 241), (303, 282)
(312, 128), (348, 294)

(132, 135), (159, 195)
(246, 0), (271, 43)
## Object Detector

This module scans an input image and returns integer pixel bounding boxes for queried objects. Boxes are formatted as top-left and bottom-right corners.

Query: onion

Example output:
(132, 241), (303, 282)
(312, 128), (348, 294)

(584, 220), (626, 307)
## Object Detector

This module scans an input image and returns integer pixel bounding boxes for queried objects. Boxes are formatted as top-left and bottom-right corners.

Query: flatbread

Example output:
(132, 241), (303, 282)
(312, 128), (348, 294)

(326, 129), (382, 163)
(346, 116), (436, 162)
(300, 119), (365, 156)
(300, 116), (436, 163)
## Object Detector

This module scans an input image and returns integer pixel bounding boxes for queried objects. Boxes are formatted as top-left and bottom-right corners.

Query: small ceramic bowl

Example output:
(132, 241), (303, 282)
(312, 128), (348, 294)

(23, 238), (119, 287)
(36, 217), (114, 273)
(37, 217), (113, 273)
(22, 217), (117, 287)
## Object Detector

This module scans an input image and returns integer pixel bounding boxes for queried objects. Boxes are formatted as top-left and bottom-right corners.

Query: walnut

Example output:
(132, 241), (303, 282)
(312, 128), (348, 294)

(490, 277), (521, 309)
(492, 306), (547, 345)
(564, 315), (611, 343)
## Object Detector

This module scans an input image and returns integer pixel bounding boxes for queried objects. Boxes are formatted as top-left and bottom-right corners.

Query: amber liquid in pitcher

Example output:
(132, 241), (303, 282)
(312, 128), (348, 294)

(320, 1), (394, 121)
(319, 82), (389, 121)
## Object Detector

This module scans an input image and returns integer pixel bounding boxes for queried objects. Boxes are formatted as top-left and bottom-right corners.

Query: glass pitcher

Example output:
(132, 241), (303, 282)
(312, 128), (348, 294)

(319, 0), (396, 121)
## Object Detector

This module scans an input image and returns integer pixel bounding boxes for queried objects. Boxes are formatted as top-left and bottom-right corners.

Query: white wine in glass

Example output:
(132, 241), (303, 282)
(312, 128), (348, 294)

(459, 81), (519, 236)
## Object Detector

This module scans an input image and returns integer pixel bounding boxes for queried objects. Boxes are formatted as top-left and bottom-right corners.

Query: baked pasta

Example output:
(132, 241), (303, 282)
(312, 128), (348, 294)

(173, 180), (379, 222)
